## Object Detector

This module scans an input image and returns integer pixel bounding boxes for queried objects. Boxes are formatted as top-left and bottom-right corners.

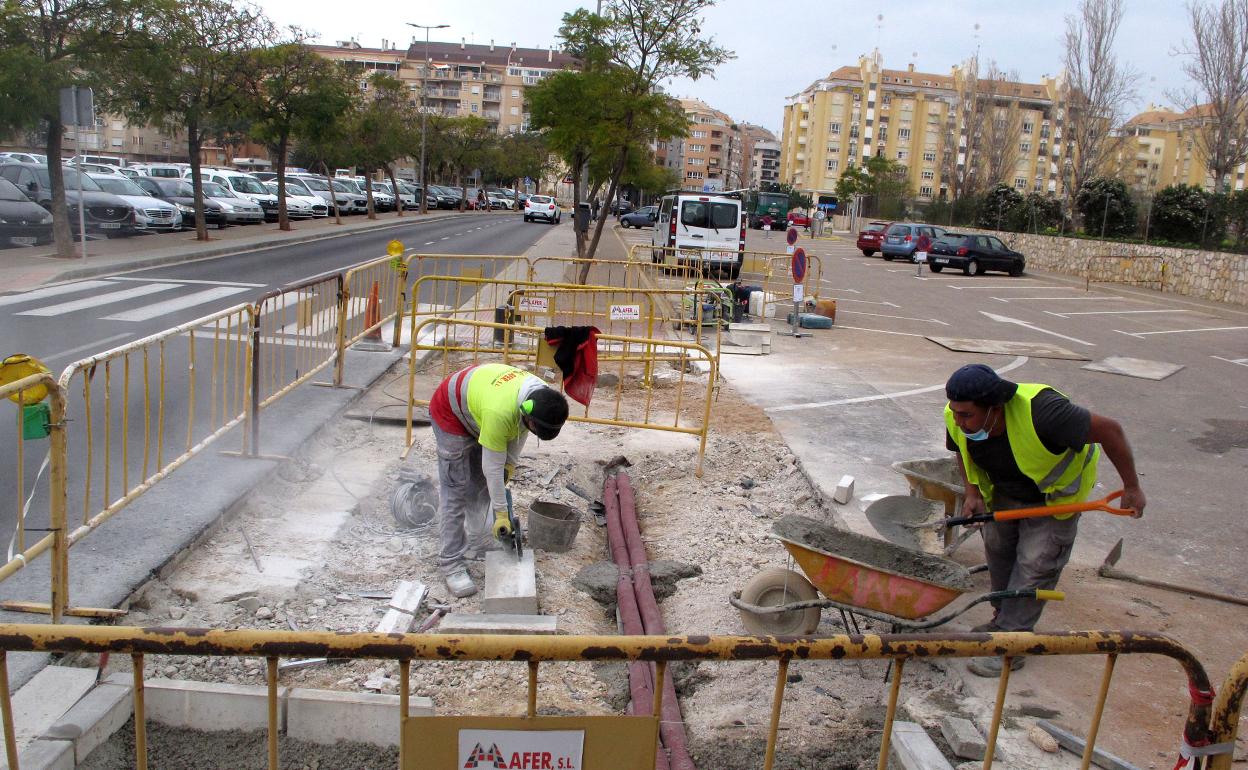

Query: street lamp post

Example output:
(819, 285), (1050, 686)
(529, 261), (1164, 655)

(407, 22), (449, 215)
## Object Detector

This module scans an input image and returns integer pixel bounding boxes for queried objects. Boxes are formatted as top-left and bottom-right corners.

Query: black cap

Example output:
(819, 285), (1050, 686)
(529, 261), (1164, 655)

(945, 364), (1018, 405)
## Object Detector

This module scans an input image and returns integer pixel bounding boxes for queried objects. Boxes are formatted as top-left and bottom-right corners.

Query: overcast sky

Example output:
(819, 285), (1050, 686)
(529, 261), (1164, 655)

(258, 0), (1196, 135)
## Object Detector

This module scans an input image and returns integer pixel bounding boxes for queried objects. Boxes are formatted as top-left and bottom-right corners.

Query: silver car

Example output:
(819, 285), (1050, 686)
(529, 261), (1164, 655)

(201, 181), (264, 224)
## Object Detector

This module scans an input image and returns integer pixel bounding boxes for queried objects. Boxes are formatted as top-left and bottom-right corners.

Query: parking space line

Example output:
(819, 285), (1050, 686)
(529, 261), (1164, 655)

(1045, 309), (1191, 318)
(1115, 325), (1248, 337)
(950, 284), (1061, 290)
(839, 309), (949, 325)
(991, 296), (1125, 302)
(833, 298), (898, 307)
(1212, 356), (1248, 367)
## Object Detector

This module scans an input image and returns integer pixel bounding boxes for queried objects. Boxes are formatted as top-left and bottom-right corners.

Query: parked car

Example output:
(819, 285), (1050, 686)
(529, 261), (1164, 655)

(786, 211), (811, 228)
(0, 151), (48, 165)
(130, 163), (185, 179)
(330, 180), (369, 214)
(609, 200), (634, 215)
(89, 173), (182, 232)
(487, 194), (512, 210)
(880, 222), (947, 261)
(73, 162), (125, 176)
(0, 177), (53, 247)
(927, 233), (1027, 276)
(251, 172), (278, 182)
(523, 194), (561, 224)
(855, 220), (891, 256)
(376, 181), (418, 210)
(133, 176), (228, 229)
(186, 167), (281, 221)
(274, 177), (330, 217)
(289, 174), (356, 213)
(0, 163), (136, 237)
(619, 205), (657, 228)
(199, 181), (265, 224)
(263, 179), (324, 217)
(428, 185), (462, 210)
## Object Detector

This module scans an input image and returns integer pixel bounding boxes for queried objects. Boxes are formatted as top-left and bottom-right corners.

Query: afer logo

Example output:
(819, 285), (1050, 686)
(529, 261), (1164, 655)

(458, 730), (584, 770)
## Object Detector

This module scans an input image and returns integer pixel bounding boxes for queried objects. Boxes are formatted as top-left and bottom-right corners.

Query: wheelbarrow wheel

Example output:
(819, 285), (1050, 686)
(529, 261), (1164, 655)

(738, 568), (822, 636)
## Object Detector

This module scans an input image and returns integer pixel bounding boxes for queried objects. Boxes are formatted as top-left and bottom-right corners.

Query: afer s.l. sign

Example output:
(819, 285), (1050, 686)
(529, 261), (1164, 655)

(609, 304), (641, 321)
(458, 729), (583, 769)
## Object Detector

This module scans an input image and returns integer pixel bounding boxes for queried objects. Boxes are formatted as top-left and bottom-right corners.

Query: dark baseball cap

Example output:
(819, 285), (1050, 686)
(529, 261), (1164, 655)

(945, 364), (1019, 405)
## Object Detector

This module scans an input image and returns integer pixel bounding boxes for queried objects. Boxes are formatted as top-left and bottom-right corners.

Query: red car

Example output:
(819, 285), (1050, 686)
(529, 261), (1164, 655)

(855, 220), (892, 256)
(787, 211), (811, 228)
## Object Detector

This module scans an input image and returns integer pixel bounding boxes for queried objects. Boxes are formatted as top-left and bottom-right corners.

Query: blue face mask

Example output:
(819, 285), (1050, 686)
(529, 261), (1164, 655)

(962, 406), (996, 442)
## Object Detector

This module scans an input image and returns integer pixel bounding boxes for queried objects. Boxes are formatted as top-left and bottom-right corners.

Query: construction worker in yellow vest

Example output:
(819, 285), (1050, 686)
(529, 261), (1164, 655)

(429, 363), (569, 598)
(944, 364), (1146, 677)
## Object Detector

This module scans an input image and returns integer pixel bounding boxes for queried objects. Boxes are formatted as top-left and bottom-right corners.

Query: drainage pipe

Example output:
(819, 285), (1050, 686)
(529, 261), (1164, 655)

(616, 472), (696, 770)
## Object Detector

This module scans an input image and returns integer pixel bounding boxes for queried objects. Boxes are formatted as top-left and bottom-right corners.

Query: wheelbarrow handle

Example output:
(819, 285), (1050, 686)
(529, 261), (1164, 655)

(944, 490), (1134, 528)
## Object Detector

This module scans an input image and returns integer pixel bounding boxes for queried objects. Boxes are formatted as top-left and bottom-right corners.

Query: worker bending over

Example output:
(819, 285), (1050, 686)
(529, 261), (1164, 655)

(944, 364), (1145, 676)
(429, 363), (569, 598)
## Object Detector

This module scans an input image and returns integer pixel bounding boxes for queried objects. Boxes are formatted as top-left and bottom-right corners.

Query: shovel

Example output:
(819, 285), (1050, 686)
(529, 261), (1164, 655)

(943, 490), (1137, 528)
(1099, 538), (1248, 607)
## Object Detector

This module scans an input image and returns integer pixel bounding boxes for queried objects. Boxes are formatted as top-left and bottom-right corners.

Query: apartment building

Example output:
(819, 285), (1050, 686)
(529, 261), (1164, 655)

(313, 37), (577, 136)
(739, 124), (780, 189)
(1116, 104), (1247, 193)
(678, 98), (744, 191)
(780, 51), (1070, 203)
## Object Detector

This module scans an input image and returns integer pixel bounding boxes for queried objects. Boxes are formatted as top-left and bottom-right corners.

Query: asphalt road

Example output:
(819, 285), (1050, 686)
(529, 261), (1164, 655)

(0, 213), (558, 549)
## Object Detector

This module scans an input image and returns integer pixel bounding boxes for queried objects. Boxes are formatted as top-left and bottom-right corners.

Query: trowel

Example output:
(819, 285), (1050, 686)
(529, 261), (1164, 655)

(1099, 538), (1248, 607)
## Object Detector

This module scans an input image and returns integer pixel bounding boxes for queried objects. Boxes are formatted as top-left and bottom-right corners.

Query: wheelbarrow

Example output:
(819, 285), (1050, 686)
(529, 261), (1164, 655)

(884, 457), (973, 556)
(730, 515), (1063, 636)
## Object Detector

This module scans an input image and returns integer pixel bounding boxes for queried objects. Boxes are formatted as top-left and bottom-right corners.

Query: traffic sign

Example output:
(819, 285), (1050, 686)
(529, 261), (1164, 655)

(786, 227), (799, 246)
(792, 247), (807, 284)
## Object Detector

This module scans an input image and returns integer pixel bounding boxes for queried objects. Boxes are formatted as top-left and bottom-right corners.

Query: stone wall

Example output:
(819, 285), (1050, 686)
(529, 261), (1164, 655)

(961, 228), (1248, 307)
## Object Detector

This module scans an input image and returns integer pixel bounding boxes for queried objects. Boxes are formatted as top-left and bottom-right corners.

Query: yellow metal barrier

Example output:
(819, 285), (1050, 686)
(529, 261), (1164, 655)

(58, 305), (253, 540)
(405, 318), (716, 475)
(0, 625), (1218, 770)
(335, 253), (409, 386)
(251, 274), (341, 419)
(1085, 255), (1168, 292)
(0, 373), (68, 622)
(1207, 650), (1248, 769)
(532, 255), (702, 290)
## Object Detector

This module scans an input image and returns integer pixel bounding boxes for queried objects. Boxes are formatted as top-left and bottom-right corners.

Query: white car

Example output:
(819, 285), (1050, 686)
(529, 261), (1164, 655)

(0, 151), (47, 165)
(289, 175), (355, 214)
(88, 173), (182, 232)
(523, 195), (561, 224)
(263, 181), (324, 218)
(186, 168), (280, 221)
(330, 180), (369, 214)
(338, 179), (394, 212)
(376, 181), (417, 210)
(200, 181), (264, 224)
(487, 194), (513, 210)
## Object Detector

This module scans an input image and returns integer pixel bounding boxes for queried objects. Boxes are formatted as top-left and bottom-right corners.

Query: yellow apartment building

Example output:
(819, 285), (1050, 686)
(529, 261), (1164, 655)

(780, 51), (1069, 204)
(1116, 105), (1248, 193)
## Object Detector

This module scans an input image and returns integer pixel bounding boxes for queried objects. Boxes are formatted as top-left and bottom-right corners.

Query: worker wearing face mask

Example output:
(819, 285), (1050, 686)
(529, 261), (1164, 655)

(943, 364), (1145, 676)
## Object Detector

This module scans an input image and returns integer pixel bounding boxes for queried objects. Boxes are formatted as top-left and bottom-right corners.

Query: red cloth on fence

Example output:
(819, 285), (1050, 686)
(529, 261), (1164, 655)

(544, 326), (599, 407)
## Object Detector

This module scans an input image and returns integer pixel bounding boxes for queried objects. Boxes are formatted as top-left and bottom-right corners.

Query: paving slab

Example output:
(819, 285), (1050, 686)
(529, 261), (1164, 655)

(42, 681), (131, 763)
(939, 715), (986, 760)
(1082, 355), (1184, 380)
(890, 721), (955, 770)
(436, 613), (559, 635)
(926, 336), (1090, 360)
(6, 666), (97, 752)
(287, 687), (433, 747)
(483, 550), (538, 615)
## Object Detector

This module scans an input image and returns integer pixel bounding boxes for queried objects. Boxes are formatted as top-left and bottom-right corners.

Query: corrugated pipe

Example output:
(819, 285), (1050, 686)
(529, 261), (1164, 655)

(604, 475), (669, 770)
(616, 472), (695, 770)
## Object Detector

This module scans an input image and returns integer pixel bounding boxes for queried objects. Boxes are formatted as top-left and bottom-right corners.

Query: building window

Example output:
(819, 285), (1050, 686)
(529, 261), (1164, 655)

(510, 106), (519, 116)
(511, 89), (520, 98)
(689, 144), (705, 152)
(923, 151), (936, 162)
(878, 127), (888, 142)
(829, 122), (841, 134)
(921, 170), (934, 180)
(1015, 177), (1027, 189)
(898, 128), (911, 140)
(826, 159), (839, 171)
(853, 92), (861, 102)
(882, 95), (892, 107)
(1023, 121), (1034, 134)
(1020, 142), (1031, 152)
(471, 103), (478, 113)
(687, 157), (704, 166)
(920, 185), (934, 196)
(686, 170), (703, 180)
(897, 150), (908, 160)
(826, 145), (840, 154)
(692, 130), (706, 138)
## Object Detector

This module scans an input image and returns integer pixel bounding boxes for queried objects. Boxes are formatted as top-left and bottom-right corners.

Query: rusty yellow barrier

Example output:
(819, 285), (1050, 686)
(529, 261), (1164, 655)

(404, 317), (716, 475)
(1207, 650), (1248, 769)
(0, 625), (1218, 770)
(335, 253), (410, 386)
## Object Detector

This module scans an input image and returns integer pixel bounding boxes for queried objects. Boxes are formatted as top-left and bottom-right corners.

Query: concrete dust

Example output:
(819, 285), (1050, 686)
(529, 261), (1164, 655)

(101, 362), (975, 767)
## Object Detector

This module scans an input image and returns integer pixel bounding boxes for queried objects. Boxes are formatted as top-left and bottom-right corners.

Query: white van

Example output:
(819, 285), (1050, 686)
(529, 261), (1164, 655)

(650, 190), (745, 277)
(185, 167), (279, 221)
(68, 154), (126, 168)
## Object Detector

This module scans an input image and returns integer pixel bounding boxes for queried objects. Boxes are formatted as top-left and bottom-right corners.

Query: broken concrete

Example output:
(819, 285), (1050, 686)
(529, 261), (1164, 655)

(572, 560), (703, 605)
(890, 721), (955, 770)
(939, 715), (986, 760)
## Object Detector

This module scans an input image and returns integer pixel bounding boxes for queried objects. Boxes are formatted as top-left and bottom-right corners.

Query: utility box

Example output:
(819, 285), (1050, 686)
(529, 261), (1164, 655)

(575, 202), (591, 234)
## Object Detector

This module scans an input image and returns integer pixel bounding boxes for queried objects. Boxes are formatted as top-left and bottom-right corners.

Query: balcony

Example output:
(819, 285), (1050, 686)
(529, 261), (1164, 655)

(483, 90), (502, 102)
(483, 110), (501, 121)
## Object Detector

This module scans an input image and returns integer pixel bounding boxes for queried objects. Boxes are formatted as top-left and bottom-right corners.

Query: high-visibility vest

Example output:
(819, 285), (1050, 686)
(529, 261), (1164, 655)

(945, 383), (1099, 516)
(446, 363), (539, 453)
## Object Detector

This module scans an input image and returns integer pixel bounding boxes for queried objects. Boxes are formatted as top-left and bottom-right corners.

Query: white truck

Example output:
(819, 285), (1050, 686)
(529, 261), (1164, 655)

(650, 190), (746, 278)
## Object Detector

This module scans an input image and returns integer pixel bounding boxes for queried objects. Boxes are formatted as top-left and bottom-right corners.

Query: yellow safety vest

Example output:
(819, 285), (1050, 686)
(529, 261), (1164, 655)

(945, 383), (1099, 516)
(446, 363), (538, 453)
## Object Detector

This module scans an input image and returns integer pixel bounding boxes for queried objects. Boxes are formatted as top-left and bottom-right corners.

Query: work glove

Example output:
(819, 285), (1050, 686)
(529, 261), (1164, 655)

(492, 508), (513, 539)
(504, 463), (515, 485)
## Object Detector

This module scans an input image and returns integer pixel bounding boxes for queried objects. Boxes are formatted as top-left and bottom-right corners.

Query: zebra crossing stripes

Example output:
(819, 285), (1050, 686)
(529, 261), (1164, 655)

(15, 283), (180, 316)
(102, 286), (253, 322)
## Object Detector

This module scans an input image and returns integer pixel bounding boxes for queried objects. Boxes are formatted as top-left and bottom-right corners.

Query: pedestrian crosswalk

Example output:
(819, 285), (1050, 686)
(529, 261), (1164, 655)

(2, 277), (261, 324)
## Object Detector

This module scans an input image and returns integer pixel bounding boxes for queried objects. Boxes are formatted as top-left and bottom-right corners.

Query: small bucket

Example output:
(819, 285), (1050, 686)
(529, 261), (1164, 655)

(528, 501), (581, 552)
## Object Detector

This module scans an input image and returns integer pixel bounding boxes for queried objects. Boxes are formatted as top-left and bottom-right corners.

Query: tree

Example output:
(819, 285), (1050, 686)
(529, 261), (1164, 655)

(104, 0), (278, 240)
(976, 62), (1026, 190)
(346, 73), (419, 219)
(977, 184), (1025, 230)
(1151, 184), (1212, 243)
(1060, 0), (1140, 226)
(939, 55), (988, 203)
(1018, 193), (1065, 232)
(1225, 189), (1248, 250)
(439, 116), (496, 210)
(242, 42), (350, 230)
(557, 1), (733, 265)
(1, 0), (151, 255)
(860, 155), (909, 218)
(1172, 0), (1248, 192)
(1076, 177), (1137, 237)
(486, 132), (549, 192)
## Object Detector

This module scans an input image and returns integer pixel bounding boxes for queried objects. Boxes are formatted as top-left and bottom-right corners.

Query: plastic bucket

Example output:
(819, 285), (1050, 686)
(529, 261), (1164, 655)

(528, 500), (582, 552)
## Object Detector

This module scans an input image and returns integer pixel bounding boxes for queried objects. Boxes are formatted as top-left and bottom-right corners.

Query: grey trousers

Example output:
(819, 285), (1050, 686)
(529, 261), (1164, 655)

(433, 423), (491, 574)
(981, 501), (1080, 632)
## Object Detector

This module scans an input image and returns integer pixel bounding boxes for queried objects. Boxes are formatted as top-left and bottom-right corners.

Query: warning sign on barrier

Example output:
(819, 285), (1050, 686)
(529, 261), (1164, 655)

(518, 297), (550, 314)
(407, 715), (657, 770)
(609, 304), (641, 321)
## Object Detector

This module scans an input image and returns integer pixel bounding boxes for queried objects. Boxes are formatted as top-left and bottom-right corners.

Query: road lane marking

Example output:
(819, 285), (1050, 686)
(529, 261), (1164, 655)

(832, 298), (897, 307)
(440, 236), (450, 241)
(1212, 356), (1248, 367)
(43, 333), (136, 364)
(838, 309), (949, 325)
(992, 296), (1125, 303)
(1114, 325), (1248, 337)
(980, 311), (1094, 346)
(16, 283), (179, 316)
(102, 286), (253, 322)
(950, 284), (1063, 290)
(105, 277), (265, 287)
(1045, 309), (1191, 318)
(424, 241), (436, 245)
(0, 280), (115, 308)
(768, 356), (1029, 412)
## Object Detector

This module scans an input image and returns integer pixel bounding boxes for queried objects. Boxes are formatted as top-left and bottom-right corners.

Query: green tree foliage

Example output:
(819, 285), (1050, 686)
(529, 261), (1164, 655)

(976, 184), (1025, 229)
(1151, 184), (1210, 243)
(242, 43), (351, 229)
(103, 0), (278, 240)
(345, 73), (419, 219)
(437, 116), (497, 210)
(483, 132), (549, 191)
(1075, 177), (1136, 237)
(1226, 189), (1248, 250)
(2, 0), (157, 254)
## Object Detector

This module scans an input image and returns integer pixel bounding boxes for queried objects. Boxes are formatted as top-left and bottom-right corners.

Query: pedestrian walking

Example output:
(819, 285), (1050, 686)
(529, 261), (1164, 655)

(943, 364), (1145, 676)
(476, 189), (487, 212)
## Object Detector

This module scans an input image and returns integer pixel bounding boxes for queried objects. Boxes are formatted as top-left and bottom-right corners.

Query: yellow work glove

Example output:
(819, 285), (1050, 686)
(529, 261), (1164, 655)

(492, 509), (513, 539)
(504, 463), (515, 485)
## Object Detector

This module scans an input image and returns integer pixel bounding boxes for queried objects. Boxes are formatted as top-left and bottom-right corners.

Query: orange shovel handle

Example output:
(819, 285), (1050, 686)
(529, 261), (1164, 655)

(993, 489), (1135, 521)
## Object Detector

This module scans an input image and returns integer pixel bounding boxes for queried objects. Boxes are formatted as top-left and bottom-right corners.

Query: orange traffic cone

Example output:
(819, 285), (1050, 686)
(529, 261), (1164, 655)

(364, 281), (382, 341)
